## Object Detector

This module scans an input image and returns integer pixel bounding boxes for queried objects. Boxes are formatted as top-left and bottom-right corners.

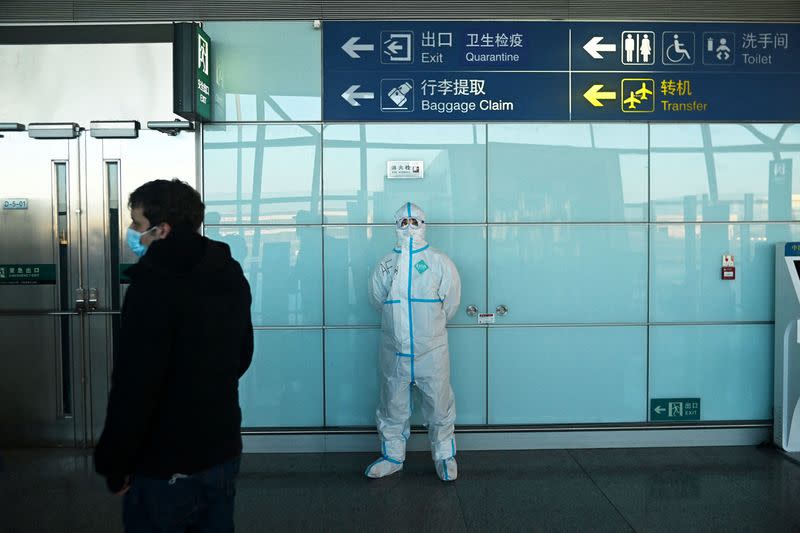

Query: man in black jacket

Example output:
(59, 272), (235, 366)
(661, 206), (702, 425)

(94, 179), (253, 532)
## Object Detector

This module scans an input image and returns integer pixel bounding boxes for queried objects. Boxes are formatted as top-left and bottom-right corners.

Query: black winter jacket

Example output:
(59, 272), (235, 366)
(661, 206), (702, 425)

(94, 230), (253, 492)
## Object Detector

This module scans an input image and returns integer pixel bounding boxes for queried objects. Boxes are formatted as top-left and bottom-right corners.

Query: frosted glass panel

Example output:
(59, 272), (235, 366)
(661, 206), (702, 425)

(650, 325), (772, 421)
(203, 21), (320, 121)
(325, 329), (381, 426)
(489, 225), (647, 323)
(488, 327), (647, 424)
(203, 125), (321, 224)
(207, 226), (322, 326)
(651, 124), (800, 222)
(325, 226), (485, 326)
(322, 124), (486, 223)
(324, 226), (395, 327)
(650, 223), (800, 322)
(326, 327), (485, 426)
(240, 330), (323, 427)
(488, 124), (648, 222)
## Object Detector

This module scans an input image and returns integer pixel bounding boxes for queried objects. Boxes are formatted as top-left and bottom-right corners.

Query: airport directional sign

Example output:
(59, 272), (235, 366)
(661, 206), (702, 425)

(323, 21), (800, 121)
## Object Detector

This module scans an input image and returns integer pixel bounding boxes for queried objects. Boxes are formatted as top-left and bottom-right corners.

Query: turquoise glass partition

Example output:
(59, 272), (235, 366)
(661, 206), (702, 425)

(204, 125), (321, 224)
(649, 325), (772, 421)
(651, 124), (800, 222)
(240, 330), (323, 427)
(209, 226), (323, 327)
(650, 223), (800, 322)
(489, 224), (647, 324)
(322, 124), (486, 224)
(203, 21), (321, 122)
(199, 26), (798, 437)
(488, 326), (647, 424)
(326, 327), (486, 426)
(488, 124), (648, 222)
(324, 225), (486, 326)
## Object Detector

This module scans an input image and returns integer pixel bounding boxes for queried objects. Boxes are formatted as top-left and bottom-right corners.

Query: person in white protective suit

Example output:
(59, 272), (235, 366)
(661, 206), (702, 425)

(365, 202), (461, 481)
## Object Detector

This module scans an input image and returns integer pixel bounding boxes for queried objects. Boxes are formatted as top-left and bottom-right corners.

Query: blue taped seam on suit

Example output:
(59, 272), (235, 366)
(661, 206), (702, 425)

(393, 248), (401, 253)
(382, 456), (402, 465)
(442, 460), (449, 480)
(411, 244), (429, 254)
(451, 439), (456, 457)
(395, 352), (413, 357)
(410, 298), (443, 303)
(384, 300), (401, 304)
(407, 235), (415, 385)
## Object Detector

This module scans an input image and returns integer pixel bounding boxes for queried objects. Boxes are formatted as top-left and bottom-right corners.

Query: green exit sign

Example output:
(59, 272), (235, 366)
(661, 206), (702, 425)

(650, 398), (701, 421)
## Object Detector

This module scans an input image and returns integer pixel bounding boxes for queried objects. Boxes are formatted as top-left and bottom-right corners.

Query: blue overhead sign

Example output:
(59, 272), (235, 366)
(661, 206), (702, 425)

(323, 21), (800, 122)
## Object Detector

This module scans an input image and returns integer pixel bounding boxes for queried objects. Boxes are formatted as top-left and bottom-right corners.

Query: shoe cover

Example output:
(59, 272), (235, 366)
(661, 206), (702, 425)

(364, 456), (403, 478)
(435, 457), (457, 481)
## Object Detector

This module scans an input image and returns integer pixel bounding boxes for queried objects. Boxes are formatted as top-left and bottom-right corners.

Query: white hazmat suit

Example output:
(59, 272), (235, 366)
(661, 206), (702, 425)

(365, 202), (461, 481)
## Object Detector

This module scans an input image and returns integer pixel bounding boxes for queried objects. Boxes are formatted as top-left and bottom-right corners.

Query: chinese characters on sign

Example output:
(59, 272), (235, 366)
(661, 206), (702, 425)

(324, 21), (800, 121)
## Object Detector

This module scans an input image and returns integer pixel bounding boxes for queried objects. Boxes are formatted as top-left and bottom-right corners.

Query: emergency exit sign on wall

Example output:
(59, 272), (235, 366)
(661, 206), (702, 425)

(650, 398), (701, 421)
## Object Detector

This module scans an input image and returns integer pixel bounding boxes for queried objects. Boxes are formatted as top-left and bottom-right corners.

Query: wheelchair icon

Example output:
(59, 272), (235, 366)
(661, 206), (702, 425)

(663, 32), (695, 65)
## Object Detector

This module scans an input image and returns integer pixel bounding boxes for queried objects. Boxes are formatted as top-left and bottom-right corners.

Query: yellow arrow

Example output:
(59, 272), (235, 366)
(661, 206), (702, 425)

(583, 84), (617, 107)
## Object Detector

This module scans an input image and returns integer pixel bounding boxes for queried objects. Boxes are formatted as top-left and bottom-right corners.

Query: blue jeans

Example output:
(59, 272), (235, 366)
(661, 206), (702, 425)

(123, 457), (240, 532)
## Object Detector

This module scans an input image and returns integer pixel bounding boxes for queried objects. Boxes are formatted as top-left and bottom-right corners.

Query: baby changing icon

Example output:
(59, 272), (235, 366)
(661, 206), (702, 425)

(381, 79), (414, 112)
(703, 32), (735, 65)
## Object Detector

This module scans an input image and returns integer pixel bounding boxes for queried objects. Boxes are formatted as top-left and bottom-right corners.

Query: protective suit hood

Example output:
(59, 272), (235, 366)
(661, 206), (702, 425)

(394, 202), (427, 249)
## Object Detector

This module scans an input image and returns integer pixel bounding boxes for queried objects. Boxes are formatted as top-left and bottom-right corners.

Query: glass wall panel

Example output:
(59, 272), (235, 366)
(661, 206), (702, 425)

(203, 21), (321, 121)
(325, 328), (381, 426)
(326, 327), (486, 426)
(489, 225), (647, 324)
(649, 325), (772, 421)
(207, 226), (322, 326)
(322, 124), (486, 224)
(488, 124), (648, 222)
(324, 226), (395, 327)
(650, 223), (800, 322)
(240, 329), (323, 427)
(204, 125), (321, 224)
(488, 327), (647, 424)
(651, 124), (800, 222)
(325, 226), (486, 326)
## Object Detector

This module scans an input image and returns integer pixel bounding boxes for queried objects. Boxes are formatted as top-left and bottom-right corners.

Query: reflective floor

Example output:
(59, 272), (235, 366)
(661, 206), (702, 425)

(1, 446), (799, 532)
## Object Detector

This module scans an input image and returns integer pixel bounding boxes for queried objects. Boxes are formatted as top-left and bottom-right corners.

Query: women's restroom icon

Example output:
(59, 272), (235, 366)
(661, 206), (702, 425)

(703, 32), (735, 65)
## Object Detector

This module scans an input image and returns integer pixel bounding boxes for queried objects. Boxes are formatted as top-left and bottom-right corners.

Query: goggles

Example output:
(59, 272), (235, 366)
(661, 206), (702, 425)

(398, 217), (420, 229)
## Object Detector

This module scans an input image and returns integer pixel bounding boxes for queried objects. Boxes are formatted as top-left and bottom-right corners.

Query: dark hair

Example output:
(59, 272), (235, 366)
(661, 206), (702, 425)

(128, 179), (205, 231)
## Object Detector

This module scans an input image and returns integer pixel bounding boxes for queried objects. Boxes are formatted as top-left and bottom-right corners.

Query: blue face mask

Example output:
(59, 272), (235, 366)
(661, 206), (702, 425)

(126, 226), (156, 257)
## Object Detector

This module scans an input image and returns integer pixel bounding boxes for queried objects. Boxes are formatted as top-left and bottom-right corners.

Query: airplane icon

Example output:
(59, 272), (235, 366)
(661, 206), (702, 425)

(634, 82), (653, 100)
(620, 78), (655, 112)
(624, 91), (641, 109)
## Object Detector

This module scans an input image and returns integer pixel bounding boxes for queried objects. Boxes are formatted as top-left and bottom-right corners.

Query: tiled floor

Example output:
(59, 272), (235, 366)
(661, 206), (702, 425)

(1, 446), (799, 532)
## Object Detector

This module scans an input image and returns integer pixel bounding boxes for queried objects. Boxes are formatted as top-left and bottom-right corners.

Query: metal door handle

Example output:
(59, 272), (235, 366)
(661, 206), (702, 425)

(466, 305), (478, 317)
(88, 288), (99, 312)
(75, 288), (86, 313)
(495, 304), (508, 316)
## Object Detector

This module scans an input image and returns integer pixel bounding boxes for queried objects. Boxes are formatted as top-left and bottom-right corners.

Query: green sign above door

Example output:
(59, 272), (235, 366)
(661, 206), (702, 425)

(650, 398), (701, 421)
(173, 22), (212, 122)
(0, 264), (56, 285)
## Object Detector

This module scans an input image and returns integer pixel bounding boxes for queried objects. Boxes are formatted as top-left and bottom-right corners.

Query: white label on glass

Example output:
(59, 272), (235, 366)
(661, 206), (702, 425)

(478, 313), (495, 324)
(387, 160), (424, 179)
(3, 199), (28, 210)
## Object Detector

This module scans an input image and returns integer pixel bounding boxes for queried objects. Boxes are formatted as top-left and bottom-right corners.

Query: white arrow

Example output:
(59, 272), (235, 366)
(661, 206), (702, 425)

(341, 36), (375, 59)
(654, 406), (666, 414)
(583, 36), (617, 59)
(341, 85), (374, 107)
(385, 41), (404, 55)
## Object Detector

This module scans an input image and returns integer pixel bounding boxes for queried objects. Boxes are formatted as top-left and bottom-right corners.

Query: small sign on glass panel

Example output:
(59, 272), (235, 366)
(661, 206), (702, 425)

(386, 160), (424, 179)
